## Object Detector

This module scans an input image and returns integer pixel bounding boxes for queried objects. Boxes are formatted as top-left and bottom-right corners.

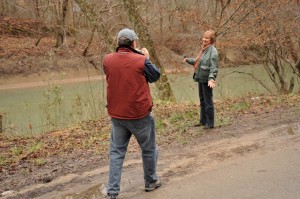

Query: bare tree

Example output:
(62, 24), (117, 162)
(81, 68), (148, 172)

(201, 0), (300, 93)
(122, 0), (175, 101)
(74, 0), (116, 51)
(56, 0), (74, 47)
(247, 0), (300, 93)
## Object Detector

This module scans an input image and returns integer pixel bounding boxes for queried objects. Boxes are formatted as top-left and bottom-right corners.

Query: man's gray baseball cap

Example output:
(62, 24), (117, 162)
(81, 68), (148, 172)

(117, 28), (138, 41)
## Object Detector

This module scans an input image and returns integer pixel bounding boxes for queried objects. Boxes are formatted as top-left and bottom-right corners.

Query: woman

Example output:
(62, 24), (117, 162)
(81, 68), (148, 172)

(183, 30), (218, 129)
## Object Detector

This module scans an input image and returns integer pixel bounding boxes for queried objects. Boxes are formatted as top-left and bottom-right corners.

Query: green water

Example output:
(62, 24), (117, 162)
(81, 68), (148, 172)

(0, 80), (106, 134)
(169, 65), (277, 103)
(0, 65), (297, 134)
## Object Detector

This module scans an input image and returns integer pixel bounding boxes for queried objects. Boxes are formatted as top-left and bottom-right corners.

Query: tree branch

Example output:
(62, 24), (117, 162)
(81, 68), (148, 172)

(216, 0), (247, 34)
(225, 70), (274, 94)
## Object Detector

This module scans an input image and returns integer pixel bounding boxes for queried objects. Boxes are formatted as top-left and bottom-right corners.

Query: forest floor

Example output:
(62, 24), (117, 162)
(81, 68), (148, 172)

(1, 17), (300, 199)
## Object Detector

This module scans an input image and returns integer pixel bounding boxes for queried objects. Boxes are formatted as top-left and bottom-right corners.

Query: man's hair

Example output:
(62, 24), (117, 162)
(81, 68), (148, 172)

(118, 36), (133, 47)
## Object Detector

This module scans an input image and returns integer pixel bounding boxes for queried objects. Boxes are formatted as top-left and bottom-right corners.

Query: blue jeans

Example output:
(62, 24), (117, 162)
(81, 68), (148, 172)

(107, 114), (158, 195)
(198, 82), (215, 127)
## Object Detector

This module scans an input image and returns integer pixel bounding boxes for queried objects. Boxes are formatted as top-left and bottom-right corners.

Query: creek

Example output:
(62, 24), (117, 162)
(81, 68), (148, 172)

(0, 65), (296, 134)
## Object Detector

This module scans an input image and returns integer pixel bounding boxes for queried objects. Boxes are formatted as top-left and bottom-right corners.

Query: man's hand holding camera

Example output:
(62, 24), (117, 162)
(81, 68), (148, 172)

(141, 48), (150, 59)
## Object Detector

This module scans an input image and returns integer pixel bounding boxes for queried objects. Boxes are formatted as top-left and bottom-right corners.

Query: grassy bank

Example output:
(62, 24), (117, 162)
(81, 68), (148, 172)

(0, 94), (299, 172)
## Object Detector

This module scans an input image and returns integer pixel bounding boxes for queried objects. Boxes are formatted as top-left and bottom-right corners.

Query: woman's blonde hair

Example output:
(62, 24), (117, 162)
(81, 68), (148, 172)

(204, 30), (216, 44)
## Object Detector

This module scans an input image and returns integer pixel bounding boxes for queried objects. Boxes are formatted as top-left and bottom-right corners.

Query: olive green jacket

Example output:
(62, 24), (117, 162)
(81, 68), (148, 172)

(186, 45), (218, 83)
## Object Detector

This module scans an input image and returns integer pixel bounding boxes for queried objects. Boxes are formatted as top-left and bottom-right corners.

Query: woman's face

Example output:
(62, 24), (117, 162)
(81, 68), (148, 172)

(202, 32), (212, 46)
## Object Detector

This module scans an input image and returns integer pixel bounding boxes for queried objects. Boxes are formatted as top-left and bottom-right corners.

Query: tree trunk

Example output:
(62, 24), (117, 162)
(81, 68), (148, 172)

(56, 0), (66, 47)
(295, 57), (300, 73)
(35, 0), (40, 18)
(122, 0), (175, 101)
(212, 0), (218, 30)
(157, 0), (163, 35)
(55, 0), (75, 47)
(65, 0), (75, 34)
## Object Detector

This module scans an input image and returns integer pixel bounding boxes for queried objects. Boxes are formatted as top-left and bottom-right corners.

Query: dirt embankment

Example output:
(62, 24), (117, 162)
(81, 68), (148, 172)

(0, 17), (103, 83)
(0, 17), (255, 85)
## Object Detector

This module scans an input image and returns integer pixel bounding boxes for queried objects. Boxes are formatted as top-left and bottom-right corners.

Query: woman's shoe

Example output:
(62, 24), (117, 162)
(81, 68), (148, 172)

(194, 123), (204, 127)
(203, 125), (214, 129)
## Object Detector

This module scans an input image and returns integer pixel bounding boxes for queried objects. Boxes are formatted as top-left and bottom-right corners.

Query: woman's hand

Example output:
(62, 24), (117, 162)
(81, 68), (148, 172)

(183, 58), (187, 62)
(208, 79), (216, 88)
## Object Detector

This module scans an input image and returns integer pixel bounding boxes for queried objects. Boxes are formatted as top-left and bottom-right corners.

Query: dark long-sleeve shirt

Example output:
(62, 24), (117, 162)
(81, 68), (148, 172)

(144, 58), (160, 83)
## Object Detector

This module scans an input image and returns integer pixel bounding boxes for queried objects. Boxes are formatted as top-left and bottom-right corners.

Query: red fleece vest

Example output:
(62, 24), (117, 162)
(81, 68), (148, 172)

(103, 48), (152, 119)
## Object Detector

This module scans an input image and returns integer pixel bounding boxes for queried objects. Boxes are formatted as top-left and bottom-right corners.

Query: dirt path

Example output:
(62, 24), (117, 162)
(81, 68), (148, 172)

(133, 140), (300, 199)
(2, 105), (299, 199)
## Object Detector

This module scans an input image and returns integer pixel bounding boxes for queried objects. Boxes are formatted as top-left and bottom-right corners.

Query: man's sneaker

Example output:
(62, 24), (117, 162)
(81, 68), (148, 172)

(107, 193), (118, 199)
(145, 179), (162, 192)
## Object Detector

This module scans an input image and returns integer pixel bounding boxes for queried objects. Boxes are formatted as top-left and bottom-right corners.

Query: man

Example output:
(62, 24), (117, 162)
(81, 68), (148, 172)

(103, 28), (161, 199)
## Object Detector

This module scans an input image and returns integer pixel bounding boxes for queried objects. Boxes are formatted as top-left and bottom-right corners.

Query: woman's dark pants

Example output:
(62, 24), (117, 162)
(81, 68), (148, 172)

(198, 82), (214, 128)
